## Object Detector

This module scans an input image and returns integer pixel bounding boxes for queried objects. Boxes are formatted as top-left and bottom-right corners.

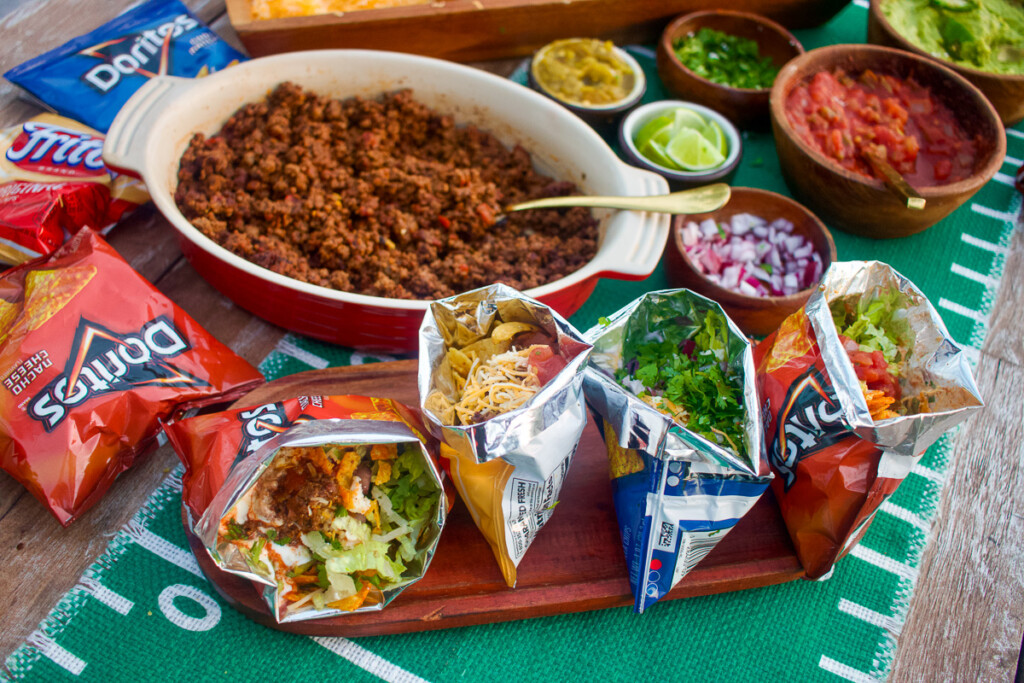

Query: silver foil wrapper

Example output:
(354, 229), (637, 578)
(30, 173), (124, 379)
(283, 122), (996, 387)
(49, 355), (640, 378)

(759, 260), (983, 579)
(805, 260), (983, 463)
(417, 283), (592, 586)
(194, 419), (446, 623)
(582, 289), (770, 612)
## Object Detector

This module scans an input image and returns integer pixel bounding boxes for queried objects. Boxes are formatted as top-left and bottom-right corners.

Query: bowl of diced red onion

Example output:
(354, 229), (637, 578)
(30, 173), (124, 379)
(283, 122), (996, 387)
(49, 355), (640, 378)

(664, 186), (836, 337)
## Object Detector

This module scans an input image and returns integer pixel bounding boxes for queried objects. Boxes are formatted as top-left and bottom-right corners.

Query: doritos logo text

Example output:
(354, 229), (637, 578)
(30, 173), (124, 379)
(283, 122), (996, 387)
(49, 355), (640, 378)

(79, 13), (198, 93)
(28, 315), (204, 431)
(769, 366), (846, 490)
(235, 402), (316, 462)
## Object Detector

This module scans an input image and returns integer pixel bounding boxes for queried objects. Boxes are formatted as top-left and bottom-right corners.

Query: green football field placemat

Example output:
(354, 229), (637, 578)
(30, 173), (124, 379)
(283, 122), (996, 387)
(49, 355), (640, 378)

(4, 2), (1022, 681)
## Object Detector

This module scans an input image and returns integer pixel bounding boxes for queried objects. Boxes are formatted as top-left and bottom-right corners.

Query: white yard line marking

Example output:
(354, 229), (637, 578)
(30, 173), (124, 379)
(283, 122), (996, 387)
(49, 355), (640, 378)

(1004, 154), (1022, 167)
(819, 655), (878, 683)
(911, 462), (945, 486)
(993, 172), (1018, 187)
(938, 298), (988, 324)
(970, 203), (1019, 224)
(1008, 128), (1024, 141)
(837, 598), (903, 634)
(25, 632), (86, 676)
(879, 501), (929, 534)
(124, 522), (203, 579)
(950, 263), (999, 288)
(851, 0), (869, 8)
(78, 576), (133, 616)
(849, 545), (918, 582)
(274, 336), (329, 369)
(961, 232), (1009, 255)
(312, 637), (430, 683)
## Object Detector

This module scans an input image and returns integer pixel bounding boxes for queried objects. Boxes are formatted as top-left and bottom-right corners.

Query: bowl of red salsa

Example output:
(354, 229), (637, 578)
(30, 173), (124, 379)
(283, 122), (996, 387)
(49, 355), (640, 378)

(770, 44), (1005, 238)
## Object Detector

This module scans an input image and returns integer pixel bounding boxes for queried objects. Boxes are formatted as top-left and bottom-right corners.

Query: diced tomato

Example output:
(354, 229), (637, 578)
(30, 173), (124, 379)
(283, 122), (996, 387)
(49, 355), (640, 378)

(527, 345), (567, 385)
(785, 68), (975, 187)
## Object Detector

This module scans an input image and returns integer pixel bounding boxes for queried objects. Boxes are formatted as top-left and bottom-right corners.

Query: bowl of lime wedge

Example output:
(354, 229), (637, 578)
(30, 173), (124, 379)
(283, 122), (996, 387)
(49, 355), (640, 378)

(619, 100), (742, 187)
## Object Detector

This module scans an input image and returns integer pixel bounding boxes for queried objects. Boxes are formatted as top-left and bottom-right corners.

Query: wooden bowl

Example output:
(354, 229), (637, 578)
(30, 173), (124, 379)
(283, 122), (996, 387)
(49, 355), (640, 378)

(770, 44), (1005, 239)
(657, 10), (804, 130)
(664, 187), (837, 338)
(867, 0), (1024, 126)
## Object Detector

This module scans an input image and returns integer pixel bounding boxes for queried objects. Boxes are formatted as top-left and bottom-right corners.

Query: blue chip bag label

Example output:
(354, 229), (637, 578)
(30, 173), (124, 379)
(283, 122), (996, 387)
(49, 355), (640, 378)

(4, 0), (246, 133)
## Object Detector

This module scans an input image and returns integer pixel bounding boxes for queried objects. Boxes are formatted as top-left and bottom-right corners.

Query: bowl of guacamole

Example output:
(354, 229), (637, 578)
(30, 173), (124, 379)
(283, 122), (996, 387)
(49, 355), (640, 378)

(869, 0), (1024, 125)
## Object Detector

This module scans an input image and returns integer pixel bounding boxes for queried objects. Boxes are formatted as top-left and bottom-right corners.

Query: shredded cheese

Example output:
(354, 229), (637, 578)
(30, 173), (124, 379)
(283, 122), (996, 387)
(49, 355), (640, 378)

(453, 347), (542, 425)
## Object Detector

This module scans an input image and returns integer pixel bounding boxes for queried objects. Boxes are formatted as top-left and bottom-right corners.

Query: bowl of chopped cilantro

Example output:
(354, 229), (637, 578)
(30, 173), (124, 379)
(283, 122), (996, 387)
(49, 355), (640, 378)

(657, 10), (804, 129)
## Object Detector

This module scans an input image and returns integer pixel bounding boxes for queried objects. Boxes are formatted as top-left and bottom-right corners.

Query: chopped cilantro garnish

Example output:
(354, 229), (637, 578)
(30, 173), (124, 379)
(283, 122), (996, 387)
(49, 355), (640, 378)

(598, 316), (611, 326)
(247, 537), (267, 569)
(615, 306), (745, 453)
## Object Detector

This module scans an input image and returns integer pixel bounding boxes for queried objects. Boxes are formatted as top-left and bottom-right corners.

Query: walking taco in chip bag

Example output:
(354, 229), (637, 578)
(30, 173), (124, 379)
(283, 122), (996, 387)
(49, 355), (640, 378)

(418, 283), (592, 587)
(755, 260), (983, 579)
(583, 289), (771, 613)
(176, 401), (447, 623)
(0, 229), (262, 526)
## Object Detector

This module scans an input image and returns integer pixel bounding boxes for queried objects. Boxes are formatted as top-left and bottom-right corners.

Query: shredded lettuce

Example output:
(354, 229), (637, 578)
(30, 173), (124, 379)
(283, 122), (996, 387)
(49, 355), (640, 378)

(831, 289), (911, 370)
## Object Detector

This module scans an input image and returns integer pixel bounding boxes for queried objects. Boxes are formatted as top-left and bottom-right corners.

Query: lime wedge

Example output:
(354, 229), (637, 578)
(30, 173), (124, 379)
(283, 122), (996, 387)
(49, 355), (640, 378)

(633, 115), (673, 151)
(639, 139), (680, 170)
(700, 119), (729, 157)
(669, 106), (708, 134)
(665, 128), (726, 171)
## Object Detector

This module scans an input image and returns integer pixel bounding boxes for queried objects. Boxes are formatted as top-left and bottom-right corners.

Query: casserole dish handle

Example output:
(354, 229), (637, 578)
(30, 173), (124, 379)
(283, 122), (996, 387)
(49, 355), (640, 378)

(103, 76), (197, 179)
(595, 162), (671, 279)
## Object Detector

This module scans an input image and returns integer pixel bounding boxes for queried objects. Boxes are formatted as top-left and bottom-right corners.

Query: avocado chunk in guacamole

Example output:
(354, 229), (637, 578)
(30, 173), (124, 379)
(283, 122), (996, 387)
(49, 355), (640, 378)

(881, 0), (1024, 75)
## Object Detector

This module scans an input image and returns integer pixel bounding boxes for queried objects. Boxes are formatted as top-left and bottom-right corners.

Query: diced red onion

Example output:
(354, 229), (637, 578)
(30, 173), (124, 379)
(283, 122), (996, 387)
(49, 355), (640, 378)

(680, 212), (824, 297)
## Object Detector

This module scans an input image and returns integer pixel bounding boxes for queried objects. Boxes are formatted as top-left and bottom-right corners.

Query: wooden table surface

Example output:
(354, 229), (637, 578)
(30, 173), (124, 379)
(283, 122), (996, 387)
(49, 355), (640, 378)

(0, 1), (1022, 681)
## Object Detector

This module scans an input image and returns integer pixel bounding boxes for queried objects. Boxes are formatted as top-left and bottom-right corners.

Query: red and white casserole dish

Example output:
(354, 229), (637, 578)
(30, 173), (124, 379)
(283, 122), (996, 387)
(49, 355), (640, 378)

(103, 50), (670, 352)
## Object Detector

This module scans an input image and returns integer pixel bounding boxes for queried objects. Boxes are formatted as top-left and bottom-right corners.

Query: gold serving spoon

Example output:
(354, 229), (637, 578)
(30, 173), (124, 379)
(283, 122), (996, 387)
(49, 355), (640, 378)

(501, 182), (731, 220)
(863, 148), (926, 211)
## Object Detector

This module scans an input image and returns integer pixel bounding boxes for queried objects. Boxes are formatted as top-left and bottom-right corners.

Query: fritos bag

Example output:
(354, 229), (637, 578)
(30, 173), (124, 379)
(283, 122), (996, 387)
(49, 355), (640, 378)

(0, 230), (262, 526)
(166, 397), (447, 623)
(418, 284), (592, 587)
(0, 114), (148, 265)
(583, 289), (771, 612)
(755, 261), (983, 579)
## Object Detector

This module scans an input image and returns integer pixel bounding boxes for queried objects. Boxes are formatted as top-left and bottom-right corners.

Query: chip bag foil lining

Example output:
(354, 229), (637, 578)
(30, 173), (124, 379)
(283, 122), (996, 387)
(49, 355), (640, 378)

(417, 283), (592, 587)
(583, 289), (771, 613)
(194, 419), (447, 624)
(756, 260), (983, 579)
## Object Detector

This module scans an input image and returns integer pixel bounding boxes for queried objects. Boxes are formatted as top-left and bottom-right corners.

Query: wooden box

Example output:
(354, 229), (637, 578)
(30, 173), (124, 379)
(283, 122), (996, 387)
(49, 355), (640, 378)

(226, 0), (850, 62)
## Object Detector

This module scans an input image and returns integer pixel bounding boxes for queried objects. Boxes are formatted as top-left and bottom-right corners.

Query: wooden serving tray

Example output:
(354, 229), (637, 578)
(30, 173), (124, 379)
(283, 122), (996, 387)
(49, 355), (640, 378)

(185, 361), (803, 635)
(226, 0), (851, 63)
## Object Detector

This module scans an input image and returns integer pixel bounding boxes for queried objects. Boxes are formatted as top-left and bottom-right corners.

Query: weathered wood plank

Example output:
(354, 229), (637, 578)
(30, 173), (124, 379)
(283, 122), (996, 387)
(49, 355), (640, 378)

(889, 351), (1024, 682)
(982, 220), (1024, 367)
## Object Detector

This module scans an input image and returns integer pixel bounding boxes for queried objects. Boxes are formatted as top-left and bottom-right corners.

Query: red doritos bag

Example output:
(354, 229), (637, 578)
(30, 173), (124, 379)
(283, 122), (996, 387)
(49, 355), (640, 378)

(0, 230), (263, 525)
(163, 394), (437, 524)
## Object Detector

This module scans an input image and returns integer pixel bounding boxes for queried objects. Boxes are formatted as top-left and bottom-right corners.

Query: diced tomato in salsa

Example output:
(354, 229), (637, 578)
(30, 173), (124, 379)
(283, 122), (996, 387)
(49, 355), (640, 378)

(785, 69), (977, 186)
(839, 334), (901, 400)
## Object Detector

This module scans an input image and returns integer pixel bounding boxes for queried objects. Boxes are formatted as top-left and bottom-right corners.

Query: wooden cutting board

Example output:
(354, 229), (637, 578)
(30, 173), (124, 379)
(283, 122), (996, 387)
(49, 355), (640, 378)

(184, 361), (804, 635)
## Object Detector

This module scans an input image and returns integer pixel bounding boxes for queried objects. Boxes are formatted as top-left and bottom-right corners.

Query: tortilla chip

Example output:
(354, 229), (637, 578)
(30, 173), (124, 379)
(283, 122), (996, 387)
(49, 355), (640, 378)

(864, 389), (898, 421)
(23, 264), (97, 332)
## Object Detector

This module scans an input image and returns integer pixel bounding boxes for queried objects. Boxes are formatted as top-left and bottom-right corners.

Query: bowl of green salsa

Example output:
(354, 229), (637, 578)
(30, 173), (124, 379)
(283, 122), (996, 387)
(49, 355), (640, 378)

(656, 10), (804, 130)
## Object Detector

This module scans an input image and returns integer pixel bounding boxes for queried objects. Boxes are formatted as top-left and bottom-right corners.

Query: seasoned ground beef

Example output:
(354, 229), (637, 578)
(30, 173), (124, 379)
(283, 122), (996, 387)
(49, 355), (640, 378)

(174, 83), (599, 299)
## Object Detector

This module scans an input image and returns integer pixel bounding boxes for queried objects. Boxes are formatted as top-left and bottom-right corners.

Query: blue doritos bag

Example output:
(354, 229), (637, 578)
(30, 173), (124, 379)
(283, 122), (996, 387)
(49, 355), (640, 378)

(4, 0), (246, 132)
